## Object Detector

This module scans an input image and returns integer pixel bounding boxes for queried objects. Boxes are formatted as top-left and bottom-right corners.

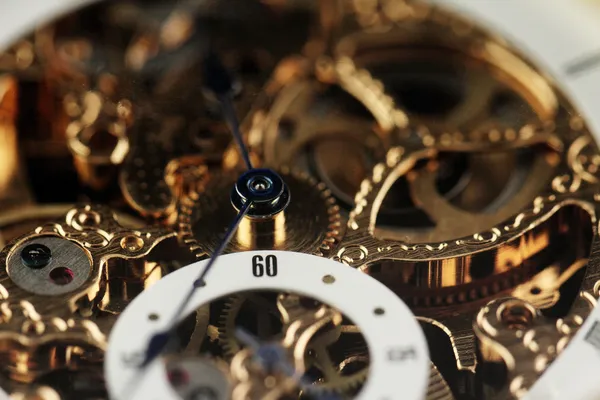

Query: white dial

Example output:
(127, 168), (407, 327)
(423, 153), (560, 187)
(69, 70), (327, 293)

(105, 250), (430, 400)
(0, 0), (95, 50)
(524, 304), (600, 400)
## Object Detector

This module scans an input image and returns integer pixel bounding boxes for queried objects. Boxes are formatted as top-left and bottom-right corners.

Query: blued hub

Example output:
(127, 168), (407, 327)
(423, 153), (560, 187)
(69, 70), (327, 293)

(231, 169), (290, 219)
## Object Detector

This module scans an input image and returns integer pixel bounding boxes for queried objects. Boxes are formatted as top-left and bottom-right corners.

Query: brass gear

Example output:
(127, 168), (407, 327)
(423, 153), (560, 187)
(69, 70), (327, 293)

(217, 293), (369, 395)
(177, 167), (342, 258)
(236, 68), (389, 210)
(305, 347), (369, 394)
(217, 293), (283, 360)
(426, 362), (455, 400)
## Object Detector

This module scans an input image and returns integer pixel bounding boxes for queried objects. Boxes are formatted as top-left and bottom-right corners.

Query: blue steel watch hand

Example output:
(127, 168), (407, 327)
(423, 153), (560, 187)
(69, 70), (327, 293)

(234, 327), (343, 400)
(120, 49), (256, 400)
(203, 49), (254, 170)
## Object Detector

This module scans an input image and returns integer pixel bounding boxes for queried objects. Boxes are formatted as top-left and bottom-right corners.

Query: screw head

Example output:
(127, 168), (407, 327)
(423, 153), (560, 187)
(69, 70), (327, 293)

(247, 175), (272, 193)
(231, 169), (291, 219)
(21, 243), (52, 269)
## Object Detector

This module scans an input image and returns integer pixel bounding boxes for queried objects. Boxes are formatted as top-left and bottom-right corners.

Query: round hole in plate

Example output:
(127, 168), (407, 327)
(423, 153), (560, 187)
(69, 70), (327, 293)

(530, 286), (542, 295)
(49, 267), (74, 285)
(500, 302), (534, 330)
(322, 275), (335, 284)
(148, 313), (160, 321)
(374, 307), (385, 316)
(120, 235), (144, 252)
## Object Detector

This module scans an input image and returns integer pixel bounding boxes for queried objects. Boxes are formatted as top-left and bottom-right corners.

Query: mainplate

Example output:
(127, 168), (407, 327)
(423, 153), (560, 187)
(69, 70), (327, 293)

(0, 0), (600, 399)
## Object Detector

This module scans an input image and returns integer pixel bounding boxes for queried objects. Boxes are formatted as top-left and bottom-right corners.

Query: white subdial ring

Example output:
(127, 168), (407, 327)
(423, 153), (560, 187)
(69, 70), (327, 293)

(105, 250), (430, 400)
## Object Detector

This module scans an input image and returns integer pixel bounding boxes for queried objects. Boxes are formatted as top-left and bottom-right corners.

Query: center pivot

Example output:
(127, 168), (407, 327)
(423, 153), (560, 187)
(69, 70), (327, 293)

(231, 169), (291, 219)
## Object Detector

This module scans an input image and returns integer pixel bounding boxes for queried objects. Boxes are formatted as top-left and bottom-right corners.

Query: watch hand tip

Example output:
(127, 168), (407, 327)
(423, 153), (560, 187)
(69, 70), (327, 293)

(203, 51), (234, 96)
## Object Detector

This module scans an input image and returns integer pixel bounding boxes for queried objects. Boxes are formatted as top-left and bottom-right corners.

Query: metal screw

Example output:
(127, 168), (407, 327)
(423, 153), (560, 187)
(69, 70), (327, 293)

(248, 176), (272, 193)
(21, 243), (52, 269)
(231, 169), (290, 219)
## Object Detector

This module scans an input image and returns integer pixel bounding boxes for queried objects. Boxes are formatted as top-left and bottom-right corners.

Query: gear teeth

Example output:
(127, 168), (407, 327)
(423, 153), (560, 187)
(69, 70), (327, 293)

(426, 362), (455, 400)
(176, 165), (343, 259)
(406, 262), (540, 308)
(312, 171), (343, 257)
(303, 343), (370, 394)
(217, 291), (369, 394)
(217, 294), (246, 359)
(308, 362), (369, 393)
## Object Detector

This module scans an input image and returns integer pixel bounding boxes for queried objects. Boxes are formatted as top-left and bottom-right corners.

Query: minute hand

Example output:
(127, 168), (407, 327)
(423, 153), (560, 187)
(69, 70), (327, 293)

(119, 200), (252, 400)
(203, 50), (254, 170)
(139, 46), (256, 364)
(139, 200), (252, 366)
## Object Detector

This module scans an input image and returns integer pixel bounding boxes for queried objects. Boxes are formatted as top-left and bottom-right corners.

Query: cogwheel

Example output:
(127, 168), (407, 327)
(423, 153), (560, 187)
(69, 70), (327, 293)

(305, 347), (369, 394)
(218, 294), (370, 395)
(235, 71), (390, 211)
(177, 167), (342, 259)
(426, 362), (455, 400)
(217, 293), (283, 360)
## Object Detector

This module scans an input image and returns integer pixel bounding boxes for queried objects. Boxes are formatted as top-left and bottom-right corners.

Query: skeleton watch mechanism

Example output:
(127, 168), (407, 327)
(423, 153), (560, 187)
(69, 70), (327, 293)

(2, 0), (600, 399)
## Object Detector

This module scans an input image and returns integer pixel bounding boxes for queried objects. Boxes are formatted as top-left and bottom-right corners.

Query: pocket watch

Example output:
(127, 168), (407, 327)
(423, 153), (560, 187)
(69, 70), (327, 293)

(1, 1), (600, 399)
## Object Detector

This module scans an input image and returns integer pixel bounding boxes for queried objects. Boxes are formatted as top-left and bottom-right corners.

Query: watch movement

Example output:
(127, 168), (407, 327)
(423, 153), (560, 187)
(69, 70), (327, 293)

(1, 0), (600, 399)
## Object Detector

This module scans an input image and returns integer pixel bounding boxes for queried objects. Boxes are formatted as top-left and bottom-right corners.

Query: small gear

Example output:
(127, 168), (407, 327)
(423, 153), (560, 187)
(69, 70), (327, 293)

(217, 293), (283, 360)
(177, 167), (342, 258)
(426, 362), (455, 400)
(217, 293), (369, 395)
(306, 348), (369, 394)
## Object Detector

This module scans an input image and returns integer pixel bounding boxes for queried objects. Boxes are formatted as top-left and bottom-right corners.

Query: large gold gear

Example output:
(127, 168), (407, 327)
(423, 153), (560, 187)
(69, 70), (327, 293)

(176, 167), (342, 259)
(225, 59), (389, 209)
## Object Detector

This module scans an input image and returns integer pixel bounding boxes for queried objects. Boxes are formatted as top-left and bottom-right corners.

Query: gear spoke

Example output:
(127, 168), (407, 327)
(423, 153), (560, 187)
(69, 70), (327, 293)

(313, 344), (341, 381)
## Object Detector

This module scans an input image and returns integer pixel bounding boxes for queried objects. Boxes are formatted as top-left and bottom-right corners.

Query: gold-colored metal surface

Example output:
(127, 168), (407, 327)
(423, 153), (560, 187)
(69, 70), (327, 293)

(474, 293), (596, 399)
(225, 292), (367, 399)
(227, 63), (389, 208)
(325, 5), (600, 394)
(141, 289), (371, 399)
(427, 362), (455, 400)
(176, 167), (342, 258)
(0, 0), (598, 399)
(0, 204), (177, 385)
(217, 292), (369, 394)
